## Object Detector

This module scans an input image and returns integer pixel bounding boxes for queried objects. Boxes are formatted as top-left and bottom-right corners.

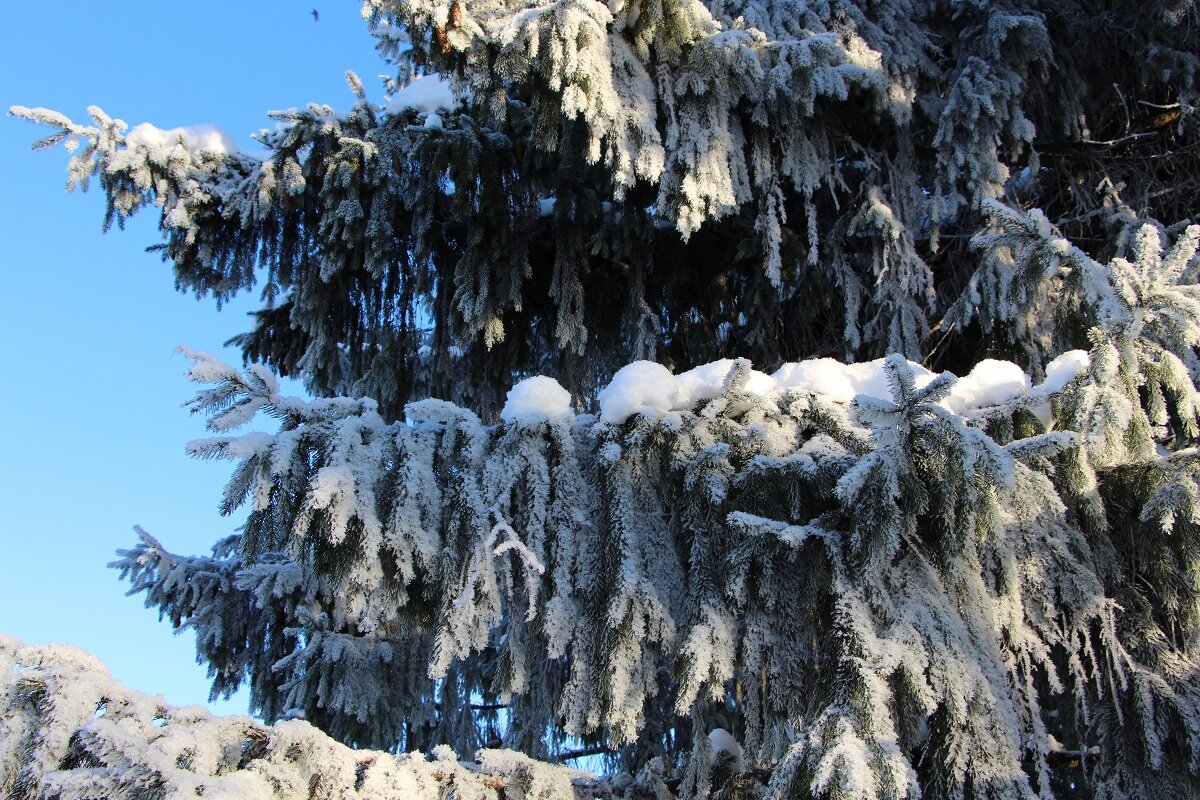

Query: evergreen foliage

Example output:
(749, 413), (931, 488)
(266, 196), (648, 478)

(0, 635), (601, 800)
(13, 0), (1198, 420)
(9, 1), (1200, 798)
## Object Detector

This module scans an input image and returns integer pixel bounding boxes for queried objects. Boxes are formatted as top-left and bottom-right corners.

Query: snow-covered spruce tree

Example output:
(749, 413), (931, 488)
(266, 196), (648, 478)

(9, 0), (1200, 798)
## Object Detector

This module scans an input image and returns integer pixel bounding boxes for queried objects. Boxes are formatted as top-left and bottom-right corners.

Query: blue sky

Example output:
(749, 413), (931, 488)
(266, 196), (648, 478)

(1, 2), (391, 715)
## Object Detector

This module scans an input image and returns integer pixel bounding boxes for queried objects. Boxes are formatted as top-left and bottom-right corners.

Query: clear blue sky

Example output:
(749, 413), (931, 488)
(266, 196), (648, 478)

(1, 2), (390, 715)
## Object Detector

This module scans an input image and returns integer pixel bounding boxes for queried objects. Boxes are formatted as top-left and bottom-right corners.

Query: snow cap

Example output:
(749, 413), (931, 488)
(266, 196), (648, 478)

(386, 75), (457, 117)
(943, 359), (1030, 414)
(1040, 350), (1090, 394)
(597, 352), (1088, 426)
(773, 358), (860, 403)
(708, 728), (743, 768)
(675, 359), (777, 409)
(126, 123), (238, 155)
(501, 375), (573, 423)
(1030, 349), (1090, 426)
(598, 361), (679, 424)
(773, 357), (937, 403)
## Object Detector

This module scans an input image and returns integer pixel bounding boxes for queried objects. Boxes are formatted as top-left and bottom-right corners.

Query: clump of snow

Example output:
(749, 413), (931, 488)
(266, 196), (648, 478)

(186, 432), (274, 459)
(180, 347), (241, 383)
(125, 122), (238, 155)
(773, 357), (937, 403)
(474, 748), (593, 796)
(1029, 349), (1090, 425)
(598, 361), (679, 424)
(674, 359), (777, 409)
(942, 359), (1031, 414)
(501, 376), (573, 423)
(1038, 350), (1090, 395)
(773, 358), (859, 403)
(596, 352), (1091, 426)
(852, 359), (937, 401)
(708, 728), (743, 769)
(385, 75), (457, 118)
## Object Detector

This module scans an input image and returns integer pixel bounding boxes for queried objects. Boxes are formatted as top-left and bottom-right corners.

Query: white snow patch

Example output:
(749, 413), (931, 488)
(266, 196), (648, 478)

(674, 359), (777, 409)
(709, 728), (743, 768)
(126, 123), (238, 155)
(188, 432), (273, 459)
(432, 743), (458, 762)
(596, 352), (1092, 426)
(801, 433), (849, 458)
(773, 357), (937, 404)
(942, 359), (1030, 414)
(501, 376), (573, 423)
(773, 358), (859, 403)
(1039, 350), (1090, 395)
(849, 359), (937, 402)
(597, 361), (679, 424)
(386, 75), (457, 118)
(1030, 349), (1090, 425)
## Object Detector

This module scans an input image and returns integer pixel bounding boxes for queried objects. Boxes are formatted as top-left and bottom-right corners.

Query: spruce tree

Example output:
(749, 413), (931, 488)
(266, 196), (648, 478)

(7, 1), (1200, 798)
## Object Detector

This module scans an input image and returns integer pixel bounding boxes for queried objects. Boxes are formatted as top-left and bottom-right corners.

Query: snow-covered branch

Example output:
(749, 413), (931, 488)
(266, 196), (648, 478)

(105, 342), (1200, 796)
(0, 635), (602, 800)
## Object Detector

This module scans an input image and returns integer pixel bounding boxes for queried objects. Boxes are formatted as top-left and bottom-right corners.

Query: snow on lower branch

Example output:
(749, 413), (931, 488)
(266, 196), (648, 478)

(0, 634), (600, 800)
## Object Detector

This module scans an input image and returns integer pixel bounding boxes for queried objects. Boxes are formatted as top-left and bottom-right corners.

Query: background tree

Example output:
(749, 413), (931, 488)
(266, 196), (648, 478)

(8, 0), (1200, 798)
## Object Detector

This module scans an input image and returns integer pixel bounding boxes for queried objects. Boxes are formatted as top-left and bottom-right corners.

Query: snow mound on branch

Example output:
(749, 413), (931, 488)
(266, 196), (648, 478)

(598, 361), (679, 424)
(502, 376), (573, 422)
(773, 357), (937, 404)
(772, 358), (859, 402)
(1030, 349), (1091, 425)
(709, 728), (743, 768)
(125, 122), (238, 155)
(595, 352), (1091, 426)
(675, 359), (777, 407)
(1039, 350), (1091, 395)
(385, 75), (457, 118)
(942, 359), (1030, 414)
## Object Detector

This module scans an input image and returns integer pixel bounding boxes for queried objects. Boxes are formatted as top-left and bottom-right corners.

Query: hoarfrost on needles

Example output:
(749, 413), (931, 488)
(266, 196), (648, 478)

(12, 1), (1200, 793)
(55, 333), (1188, 798)
(0, 636), (600, 800)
